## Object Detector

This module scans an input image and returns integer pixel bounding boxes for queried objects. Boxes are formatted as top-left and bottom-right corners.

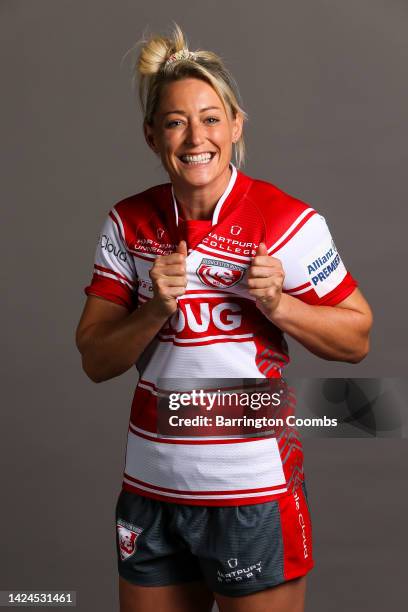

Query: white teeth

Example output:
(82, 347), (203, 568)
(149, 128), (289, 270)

(180, 153), (213, 164)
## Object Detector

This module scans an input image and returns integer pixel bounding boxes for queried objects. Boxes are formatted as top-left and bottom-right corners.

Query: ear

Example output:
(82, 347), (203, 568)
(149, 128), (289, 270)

(231, 111), (244, 144)
(143, 120), (159, 154)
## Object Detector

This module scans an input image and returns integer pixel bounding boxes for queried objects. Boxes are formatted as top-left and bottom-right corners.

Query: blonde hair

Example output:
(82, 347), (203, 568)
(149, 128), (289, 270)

(132, 23), (248, 168)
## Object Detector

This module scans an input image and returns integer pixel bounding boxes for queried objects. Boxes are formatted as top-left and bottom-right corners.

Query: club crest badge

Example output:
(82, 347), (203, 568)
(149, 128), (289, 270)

(196, 258), (245, 288)
(230, 225), (242, 236)
(117, 519), (143, 561)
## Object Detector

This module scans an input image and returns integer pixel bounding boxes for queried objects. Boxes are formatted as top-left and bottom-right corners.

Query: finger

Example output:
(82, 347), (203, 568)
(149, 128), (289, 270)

(163, 287), (186, 299)
(173, 287), (186, 298)
(255, 242), (268, 257)
(155, 252), (186, 266)
(250, 256), (275, 268)
(247, 277), (279, 290)
(248, 266), (282, 279)
(248, 287), (279, 299)
(156, 276), (188, 288)
(155, 264), (186, 277)
(176, 240), (188, 257)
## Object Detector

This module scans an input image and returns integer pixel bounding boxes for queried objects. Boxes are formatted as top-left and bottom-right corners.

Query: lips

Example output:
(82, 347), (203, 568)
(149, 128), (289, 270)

(178, 152), (216, 165)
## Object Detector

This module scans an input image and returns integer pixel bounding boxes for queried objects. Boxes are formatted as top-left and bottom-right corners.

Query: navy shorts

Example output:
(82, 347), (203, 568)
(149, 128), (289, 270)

(115, 482), (314, 597)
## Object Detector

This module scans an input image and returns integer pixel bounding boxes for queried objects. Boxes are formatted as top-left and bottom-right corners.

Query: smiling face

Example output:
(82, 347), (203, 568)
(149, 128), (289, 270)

(144, 78), (243, 192)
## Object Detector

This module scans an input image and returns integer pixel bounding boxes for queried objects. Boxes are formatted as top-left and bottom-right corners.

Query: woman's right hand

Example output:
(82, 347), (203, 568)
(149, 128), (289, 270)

(76, 240), (188, 383)
(149, 240), (188, 318)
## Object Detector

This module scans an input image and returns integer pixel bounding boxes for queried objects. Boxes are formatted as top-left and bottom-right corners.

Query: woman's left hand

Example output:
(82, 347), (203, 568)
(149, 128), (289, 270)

(247, 243), (285, 318)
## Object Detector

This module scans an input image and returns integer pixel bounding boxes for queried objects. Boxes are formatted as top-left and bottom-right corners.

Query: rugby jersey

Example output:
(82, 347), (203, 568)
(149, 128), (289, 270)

(84, 163), (357, 505)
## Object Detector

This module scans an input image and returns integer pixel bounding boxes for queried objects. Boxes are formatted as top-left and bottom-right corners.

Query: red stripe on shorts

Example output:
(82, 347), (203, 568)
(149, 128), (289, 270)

(279, 485), (314, 580)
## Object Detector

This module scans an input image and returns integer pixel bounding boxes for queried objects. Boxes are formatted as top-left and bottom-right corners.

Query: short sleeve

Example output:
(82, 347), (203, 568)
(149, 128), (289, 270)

(274, 212), (357, 306)
(84, 207), (138, 311)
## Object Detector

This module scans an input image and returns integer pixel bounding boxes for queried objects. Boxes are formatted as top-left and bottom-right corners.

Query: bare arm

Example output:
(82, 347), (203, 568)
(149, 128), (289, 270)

(269, 288), (373, 362)
(248, 243), (373, 363)
(75, 297), (170, 382)
(76, 241), (188, 383)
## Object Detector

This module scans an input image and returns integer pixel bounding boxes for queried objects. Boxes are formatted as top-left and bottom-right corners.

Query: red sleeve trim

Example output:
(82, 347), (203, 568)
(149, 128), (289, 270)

(290, 272), (358, 306)
(94, 264), (136, 288)
(286, 281), (312, 294)
(318, 272), (358, 306)
(84, 275), (137, 311)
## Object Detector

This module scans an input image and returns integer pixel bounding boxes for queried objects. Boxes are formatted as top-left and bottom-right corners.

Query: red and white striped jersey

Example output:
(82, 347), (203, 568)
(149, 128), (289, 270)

(84, 164), (357, 506)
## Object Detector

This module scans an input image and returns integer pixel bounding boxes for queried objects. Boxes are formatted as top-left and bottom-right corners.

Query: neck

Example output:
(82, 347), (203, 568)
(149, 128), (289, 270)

(172, 165), (233, 221)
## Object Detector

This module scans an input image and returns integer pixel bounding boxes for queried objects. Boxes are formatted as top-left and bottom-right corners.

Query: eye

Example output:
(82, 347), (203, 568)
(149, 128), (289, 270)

(165, 119), (184, 128)
(204, 116), (220, 124)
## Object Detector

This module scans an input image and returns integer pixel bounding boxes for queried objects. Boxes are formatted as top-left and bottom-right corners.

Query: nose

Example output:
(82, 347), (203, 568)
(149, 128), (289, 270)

(185, 119), (205, 146)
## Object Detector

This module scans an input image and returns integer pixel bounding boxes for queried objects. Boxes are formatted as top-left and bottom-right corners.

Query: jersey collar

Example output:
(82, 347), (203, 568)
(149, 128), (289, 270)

(171, 163), (238, 227)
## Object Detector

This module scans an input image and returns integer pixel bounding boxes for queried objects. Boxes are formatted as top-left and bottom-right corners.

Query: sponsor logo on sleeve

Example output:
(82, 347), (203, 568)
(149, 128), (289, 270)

(301, 239), (346, 297)
(197, 258), (245, 288)
(117, 519), (143, 561)
(99, 234), (127, 262)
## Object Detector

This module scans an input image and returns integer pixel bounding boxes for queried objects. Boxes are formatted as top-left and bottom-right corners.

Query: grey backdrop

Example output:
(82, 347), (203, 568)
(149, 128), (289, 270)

(1, 1), (407, 611)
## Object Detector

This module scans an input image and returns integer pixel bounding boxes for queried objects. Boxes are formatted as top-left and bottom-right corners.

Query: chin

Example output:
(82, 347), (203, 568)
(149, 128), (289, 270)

(173, 167), (218, 188)
(187, 178), (218, 190)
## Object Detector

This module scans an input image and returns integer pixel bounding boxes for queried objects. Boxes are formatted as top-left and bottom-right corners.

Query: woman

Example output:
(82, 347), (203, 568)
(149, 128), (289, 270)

(76, 24), (372, 612)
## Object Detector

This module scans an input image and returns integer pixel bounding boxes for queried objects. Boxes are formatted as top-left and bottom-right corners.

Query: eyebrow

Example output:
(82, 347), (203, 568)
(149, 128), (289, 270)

(161, 106), (222, 117)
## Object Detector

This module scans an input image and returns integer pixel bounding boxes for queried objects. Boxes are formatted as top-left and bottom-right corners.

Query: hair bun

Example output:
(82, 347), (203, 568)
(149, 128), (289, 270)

(136, 23), (187, 77)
